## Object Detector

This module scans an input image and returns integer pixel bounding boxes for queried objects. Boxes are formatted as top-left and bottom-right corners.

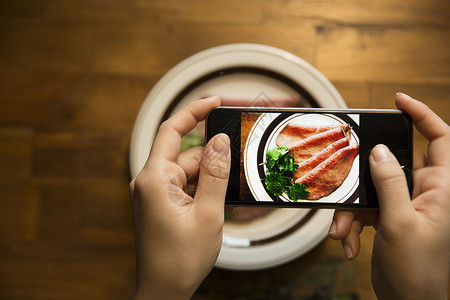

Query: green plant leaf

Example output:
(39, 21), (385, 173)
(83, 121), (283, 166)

(286, 183), (310, 201)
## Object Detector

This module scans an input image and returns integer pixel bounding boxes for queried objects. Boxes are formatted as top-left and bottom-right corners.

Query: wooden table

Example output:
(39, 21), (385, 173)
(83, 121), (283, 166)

(0, 1), (449, 299)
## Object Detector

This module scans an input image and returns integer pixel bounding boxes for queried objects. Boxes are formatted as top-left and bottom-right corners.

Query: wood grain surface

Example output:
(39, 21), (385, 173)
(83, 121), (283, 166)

(0, 1), (449, 299)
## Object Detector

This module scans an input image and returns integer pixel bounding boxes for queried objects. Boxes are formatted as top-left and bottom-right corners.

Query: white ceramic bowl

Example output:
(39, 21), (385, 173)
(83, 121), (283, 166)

(129, 43), (346, 270)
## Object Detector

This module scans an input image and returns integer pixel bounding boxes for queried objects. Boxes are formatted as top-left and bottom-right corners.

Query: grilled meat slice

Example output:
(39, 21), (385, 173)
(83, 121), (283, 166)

(288, 126), (350, 164)
(296, 145), (359, 200)
(293, 137), (350, 181)
(276, 123), (350, 149)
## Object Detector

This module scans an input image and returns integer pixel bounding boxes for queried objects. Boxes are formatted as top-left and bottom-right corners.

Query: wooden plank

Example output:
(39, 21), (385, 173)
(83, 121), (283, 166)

(37, 183), (84, 243)
(263, 0), (450, 28)
(81, 182), (134, 246)
(0, 18), (95, 73)
(333, 82), (371, 108)
(91, 22), (318, 76)
(33, 130), (129, 179)
(0, 72), (151, 131)
(0, 185), (40, 242)
(10, 0), (449, 29)
(316, 26), (450, 84)
(0, 128), (33, 182)
(0, 243), (135, 300)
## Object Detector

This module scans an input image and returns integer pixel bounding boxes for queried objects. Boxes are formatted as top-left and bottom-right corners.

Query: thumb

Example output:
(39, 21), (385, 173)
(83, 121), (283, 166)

(369, 144), (413, 219)
(194, 133), (231, 216)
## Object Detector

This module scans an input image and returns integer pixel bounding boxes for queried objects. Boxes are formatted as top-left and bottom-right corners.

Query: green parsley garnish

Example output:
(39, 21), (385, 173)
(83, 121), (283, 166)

(286, 183), (310, 200)
(263, 146), (310, 201)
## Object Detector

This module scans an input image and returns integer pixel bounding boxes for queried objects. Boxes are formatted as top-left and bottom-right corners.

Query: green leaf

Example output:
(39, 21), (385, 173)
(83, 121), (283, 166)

(264, 146), (289, 173)
(264, 173), (291, 196)
(263, 146), (309, 201)
(279, 154), (298, 174)
(286, 183), (310, 201)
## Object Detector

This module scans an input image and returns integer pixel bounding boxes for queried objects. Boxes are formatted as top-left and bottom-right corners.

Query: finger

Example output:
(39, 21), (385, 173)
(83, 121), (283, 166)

(176, 146), (203, 180)
(395, 93), (450, 166)
(341, 215), (364, 260)
(413, 144), (426, 171)
(370, 144), (414, 220)
(129, 178), (136, 197)
(194, 133), (231, 219)
(221, 98), (301, 107)
(329, 210), (355, 239)
(146, 96), (221, 167)
(395, 93), (448, 142)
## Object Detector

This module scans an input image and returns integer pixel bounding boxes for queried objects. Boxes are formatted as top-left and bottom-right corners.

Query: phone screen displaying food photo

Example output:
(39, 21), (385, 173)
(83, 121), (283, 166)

(206, 107), (412, 208)
(241, 112), (360, 206)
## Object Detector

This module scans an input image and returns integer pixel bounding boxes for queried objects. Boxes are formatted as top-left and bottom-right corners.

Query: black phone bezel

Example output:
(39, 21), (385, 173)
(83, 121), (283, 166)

(206, 107), (413, 209)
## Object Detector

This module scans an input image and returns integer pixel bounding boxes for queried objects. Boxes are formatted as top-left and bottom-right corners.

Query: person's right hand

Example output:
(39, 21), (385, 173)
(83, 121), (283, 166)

(329, 93), (450, 300)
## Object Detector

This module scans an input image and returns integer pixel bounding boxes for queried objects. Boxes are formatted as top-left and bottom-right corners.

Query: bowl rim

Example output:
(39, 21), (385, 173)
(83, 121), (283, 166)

(129, 43), (346, 270)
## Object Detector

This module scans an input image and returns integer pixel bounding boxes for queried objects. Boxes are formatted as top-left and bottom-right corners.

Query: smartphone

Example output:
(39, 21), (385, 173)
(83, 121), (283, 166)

(206, 107), (413, 209)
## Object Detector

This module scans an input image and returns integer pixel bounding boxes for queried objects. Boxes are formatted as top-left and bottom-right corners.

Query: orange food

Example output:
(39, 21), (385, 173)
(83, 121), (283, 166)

(275, 122), (358, 201)
(295, 145), (359, 200)
(293, 137), (350, 181)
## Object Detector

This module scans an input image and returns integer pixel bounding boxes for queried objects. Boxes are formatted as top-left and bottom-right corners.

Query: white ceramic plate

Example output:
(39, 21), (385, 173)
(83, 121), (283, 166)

(129, 43), (346, 270)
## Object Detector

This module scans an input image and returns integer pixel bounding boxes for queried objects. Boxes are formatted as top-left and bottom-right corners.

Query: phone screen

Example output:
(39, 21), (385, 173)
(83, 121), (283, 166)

(206, 108), (413, 208)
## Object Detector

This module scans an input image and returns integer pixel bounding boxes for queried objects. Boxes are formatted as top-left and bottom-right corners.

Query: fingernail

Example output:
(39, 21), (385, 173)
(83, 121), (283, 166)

(371, 145), (396, 163)
(328, 220), (336, 236)
(396, 92), (413, 100)
(344, 244), (353, 260)
(212, 134), (230, 155)
(203, 95), (221, 102)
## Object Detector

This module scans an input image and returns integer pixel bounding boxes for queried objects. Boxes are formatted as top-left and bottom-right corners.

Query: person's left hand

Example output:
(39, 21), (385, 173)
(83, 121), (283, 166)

(129, 96), (231, 300)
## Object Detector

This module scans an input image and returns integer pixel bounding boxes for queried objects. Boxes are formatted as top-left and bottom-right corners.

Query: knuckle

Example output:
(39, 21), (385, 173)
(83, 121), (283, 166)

(169, 172), (187, 187)
(373, 163), (407, 186)
(202, 153), (230, 180)
(158, 119), (171, 133)
(379, 172), (407, 186)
